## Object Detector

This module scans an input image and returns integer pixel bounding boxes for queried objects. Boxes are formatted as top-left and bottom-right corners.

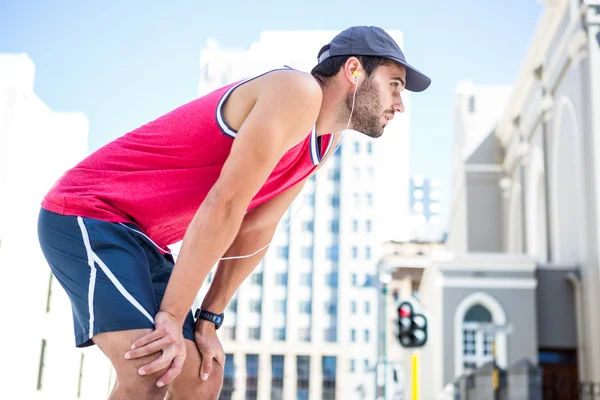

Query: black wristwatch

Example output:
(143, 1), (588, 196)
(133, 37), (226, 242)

(194, 309), (224, 330)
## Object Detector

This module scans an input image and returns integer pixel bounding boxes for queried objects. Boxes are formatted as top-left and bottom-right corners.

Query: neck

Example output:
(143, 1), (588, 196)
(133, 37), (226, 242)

(314, 78), (351, 137)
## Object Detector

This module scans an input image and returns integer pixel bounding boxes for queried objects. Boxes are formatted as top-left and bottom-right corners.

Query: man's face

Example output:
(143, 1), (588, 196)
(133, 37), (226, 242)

(346, 63), (406, 138)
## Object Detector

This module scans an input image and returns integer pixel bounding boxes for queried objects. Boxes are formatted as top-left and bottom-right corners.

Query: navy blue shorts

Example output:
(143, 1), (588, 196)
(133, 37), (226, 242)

(37, 208), (196, 348)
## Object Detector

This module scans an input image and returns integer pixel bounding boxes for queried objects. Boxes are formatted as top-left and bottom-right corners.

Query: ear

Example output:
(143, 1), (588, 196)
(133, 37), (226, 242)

(343, 57), (362, 85)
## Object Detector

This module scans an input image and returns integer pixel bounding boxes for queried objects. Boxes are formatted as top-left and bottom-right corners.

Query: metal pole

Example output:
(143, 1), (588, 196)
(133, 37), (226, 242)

(383, 283), (388, 400)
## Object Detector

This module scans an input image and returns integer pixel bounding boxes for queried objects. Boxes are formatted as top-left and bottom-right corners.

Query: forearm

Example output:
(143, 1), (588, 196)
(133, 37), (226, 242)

(201, 228), (273, 313)
(160, 198), (246, 324)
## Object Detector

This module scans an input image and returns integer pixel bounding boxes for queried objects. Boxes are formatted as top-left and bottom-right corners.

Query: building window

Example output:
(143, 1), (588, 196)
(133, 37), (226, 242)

(352, 219), (359, 232)
(273, 327), (286, 341)
(353, 193), (360, 206)
(330, 220), (340, 233)
(366, 220), (372, 232)
(326, 272), (338, 288)
(350, 329), (356, 342)
(278, 246), (289, 259)
(367, 142), (373, 154)
(45, 272), (53, 313)
(365, 246), (372, 260)
(351, 273), (358, 286)
(365, 302), (371, 315)
(328, 167), (340, 181)
(364, 359), (369, 372)
(354, 167), (361, 180)
(352, 246), (358, 259)
(354, 142), (360, 153)
(297, 356), (311, 400)
(330, 195), (340, 207)
(246, 354), (259, 400)
(300, 301), (312, 314)
(250, 300), (262, 313)
(275, 300), (287, 313)
(303, 221), (314, 232)
(322, 356), (337, 400)
(302, 247), (314, 259)
(468, 95), (476, 113)
(221, 327), (236, 341)
(248, 327), (261, 341)
(349, 359), (356, 373)
(275, 273), (288, 286)
(324, 328), (337, 342)
(77, 354), (84, 398)
(226, 298), (237, 312)
(298, 328), (311, 342)
(271, 355), (285, 400)
(462, 304), (494, 373)
(364, 329), (370, 343)
(36, 339), (46, 390)
(325, 302), (337, 315)
(251, 272), (263, 286)
(221, 354), (235, 400)
(367, 167), (374, 180)
(366, 193), (373, 206)
(351, 301), (357, 314)
(326, 246), (339, 261)
(300, 273), (312, 286)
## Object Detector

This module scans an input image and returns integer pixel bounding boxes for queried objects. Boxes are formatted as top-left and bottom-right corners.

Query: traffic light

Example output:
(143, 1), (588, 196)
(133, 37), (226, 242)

(396, 301), (428, 348)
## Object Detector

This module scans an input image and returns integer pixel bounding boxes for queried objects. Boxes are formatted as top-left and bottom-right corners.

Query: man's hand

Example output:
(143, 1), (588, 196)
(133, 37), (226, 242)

(194, 319), (226, 381)
(124, 311), (187, 387)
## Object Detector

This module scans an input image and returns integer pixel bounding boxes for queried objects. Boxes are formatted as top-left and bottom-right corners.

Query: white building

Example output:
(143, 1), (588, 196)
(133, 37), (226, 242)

(0, 54), (113, 399)
(416, 0), (600, 398)
(192, 29), (412, 400)
(408, 175), (444, 241)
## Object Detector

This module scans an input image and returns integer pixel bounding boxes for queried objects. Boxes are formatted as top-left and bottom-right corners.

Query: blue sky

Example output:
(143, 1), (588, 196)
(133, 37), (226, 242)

(1, 1), (543, 228)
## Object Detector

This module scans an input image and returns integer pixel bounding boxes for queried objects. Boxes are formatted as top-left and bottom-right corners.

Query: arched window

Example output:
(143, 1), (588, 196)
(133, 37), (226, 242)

(462, 305), (494, 372)
(454, 292), (507, 377)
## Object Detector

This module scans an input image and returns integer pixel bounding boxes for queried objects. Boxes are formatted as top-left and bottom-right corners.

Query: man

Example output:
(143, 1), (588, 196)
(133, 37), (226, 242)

(38, 26), (430, 399)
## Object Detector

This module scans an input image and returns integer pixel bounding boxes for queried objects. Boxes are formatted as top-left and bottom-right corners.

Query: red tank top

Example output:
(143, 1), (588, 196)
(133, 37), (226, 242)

(42, 69), (334, 250)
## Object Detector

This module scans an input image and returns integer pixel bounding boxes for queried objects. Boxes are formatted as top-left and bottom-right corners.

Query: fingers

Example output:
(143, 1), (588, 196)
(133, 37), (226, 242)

(125, 336), (172, 360)
(215, 351), (226, 367)
(200, 350), (214, 381)
(156, 354), (186, 387)
(130, 328), (165, 351)
(139, 345), (186, 378)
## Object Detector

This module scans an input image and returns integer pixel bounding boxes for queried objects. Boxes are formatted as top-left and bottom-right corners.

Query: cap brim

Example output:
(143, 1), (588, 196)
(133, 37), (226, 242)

(389, 57), (431, 92)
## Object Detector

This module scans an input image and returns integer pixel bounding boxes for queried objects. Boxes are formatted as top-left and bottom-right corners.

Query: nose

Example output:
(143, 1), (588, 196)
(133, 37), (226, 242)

(393, 94), (405, 113)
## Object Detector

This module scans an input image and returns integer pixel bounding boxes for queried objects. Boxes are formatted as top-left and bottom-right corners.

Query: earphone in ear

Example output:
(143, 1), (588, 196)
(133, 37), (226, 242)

(352, 71), (359, 79)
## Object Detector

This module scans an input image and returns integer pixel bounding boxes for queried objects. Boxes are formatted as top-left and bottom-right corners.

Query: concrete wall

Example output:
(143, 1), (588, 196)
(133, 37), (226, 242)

(465, 170), (504, 252)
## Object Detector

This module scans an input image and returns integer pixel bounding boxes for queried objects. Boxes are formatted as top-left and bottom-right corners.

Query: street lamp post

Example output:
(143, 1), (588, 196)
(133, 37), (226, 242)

(376, 260), (392, 400)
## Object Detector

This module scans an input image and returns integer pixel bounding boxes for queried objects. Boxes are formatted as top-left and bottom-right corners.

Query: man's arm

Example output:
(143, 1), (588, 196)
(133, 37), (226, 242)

(127, 70), (323, 386)
(201, 178), (308, 314)
(160, 71), (321, 322)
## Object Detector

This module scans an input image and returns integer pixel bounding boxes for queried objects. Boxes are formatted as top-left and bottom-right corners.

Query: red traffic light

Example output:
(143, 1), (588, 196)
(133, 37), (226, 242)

(399, 304), (412, 318)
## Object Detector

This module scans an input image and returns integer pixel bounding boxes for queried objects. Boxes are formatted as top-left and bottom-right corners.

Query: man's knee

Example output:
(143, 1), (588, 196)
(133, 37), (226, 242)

(167, 362), (224, 400)
(111, 354), (171, 400)
(114, 377), (169, 400)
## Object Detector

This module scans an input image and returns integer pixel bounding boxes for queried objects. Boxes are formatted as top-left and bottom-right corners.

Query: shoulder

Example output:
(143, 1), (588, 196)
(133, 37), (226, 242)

(258, 69), (323, 111)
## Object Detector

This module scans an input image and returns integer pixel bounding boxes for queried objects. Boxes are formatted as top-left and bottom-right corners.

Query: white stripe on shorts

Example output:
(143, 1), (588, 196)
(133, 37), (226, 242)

(77, 217), (155, 340)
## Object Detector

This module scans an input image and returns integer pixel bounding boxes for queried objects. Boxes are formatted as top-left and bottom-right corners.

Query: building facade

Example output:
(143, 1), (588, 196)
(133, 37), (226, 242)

(412, 0), (600, 398)
(408, 176), (444, 241)
(189, 29), (412, 400)
(0, 53), (114, 399)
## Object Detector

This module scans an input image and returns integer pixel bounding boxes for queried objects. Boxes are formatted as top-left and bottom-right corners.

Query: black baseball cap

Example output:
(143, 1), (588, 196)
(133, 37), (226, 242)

(317, 26), (431, 92)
